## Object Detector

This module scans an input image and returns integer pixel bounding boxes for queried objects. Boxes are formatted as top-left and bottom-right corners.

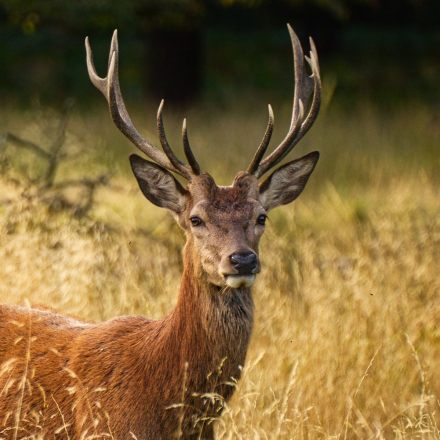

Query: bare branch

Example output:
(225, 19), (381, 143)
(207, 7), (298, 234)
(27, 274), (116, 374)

(1, 133), (51, 160)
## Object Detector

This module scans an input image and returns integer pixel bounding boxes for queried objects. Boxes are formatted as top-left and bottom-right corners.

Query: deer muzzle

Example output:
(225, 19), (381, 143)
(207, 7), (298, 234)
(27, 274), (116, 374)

(224, 251), (260, 288)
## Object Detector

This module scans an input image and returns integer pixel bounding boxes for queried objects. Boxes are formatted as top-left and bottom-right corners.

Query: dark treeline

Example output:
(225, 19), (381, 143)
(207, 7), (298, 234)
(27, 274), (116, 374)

(0, 0), (439, 106)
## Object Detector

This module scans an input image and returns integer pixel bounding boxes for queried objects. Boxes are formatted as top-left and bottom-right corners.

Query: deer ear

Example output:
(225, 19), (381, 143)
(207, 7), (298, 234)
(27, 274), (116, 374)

(258, 151), (319, 211)
(129, 154), (188, 213)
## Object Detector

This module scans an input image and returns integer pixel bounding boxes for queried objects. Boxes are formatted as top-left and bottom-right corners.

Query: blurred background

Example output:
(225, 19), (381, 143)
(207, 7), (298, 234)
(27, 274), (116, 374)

(0, 0), (439, 107)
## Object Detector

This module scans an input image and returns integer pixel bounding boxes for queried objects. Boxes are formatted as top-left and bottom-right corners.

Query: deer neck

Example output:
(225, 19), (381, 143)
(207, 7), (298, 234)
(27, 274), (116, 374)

(171, 240), (254, 380)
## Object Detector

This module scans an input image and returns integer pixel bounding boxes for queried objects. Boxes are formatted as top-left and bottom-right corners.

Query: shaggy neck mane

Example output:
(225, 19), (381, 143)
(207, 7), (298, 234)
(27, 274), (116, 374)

(173, 240), (254, 375)
(144, 240), (254, 429)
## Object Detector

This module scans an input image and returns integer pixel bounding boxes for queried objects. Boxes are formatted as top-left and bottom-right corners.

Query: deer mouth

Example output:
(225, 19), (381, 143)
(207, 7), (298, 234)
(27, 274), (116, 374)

(225, 275), (256, 288)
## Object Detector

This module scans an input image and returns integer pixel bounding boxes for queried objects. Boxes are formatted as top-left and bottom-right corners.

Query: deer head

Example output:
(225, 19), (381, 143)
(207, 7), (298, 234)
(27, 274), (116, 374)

(85, 24), (321, 290)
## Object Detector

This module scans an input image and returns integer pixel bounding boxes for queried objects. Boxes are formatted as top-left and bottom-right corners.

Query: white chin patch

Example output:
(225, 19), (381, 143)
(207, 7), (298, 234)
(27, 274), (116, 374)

(225, 275), (256, 288)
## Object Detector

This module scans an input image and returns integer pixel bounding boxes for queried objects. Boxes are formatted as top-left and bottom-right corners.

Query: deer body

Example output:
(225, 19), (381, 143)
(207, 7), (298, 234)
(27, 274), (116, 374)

(0, 25), (322, 439)
(0, 243), (253, 439)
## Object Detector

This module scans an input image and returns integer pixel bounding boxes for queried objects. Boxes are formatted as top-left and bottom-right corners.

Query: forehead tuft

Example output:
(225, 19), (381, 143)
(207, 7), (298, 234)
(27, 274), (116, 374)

(187, 172), (261, 218)
(189, 172), (259, 203)
(232, 172), (259, 199)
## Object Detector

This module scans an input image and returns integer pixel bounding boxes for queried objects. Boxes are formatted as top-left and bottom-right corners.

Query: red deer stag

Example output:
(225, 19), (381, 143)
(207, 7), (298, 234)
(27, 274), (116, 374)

(0, 24), (321, 440)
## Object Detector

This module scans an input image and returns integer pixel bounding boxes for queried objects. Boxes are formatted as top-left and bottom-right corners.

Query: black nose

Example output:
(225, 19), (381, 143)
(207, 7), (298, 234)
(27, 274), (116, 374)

(229, 252), (258, 275)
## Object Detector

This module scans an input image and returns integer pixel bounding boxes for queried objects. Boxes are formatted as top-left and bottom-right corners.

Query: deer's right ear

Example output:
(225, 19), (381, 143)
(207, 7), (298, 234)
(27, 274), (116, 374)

(129, 154), (188, 213)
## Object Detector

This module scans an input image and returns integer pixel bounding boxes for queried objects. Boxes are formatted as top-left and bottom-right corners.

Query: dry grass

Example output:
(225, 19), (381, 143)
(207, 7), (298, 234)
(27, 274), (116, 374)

(0, 99), (439, 438)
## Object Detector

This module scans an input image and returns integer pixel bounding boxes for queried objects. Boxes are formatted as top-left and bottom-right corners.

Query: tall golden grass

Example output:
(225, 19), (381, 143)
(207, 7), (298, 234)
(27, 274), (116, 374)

(0, 99), (439, 438)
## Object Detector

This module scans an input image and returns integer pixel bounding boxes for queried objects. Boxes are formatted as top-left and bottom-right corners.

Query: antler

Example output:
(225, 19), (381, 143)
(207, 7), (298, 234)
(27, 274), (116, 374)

(247, 24), (321, 179)
(85, 30), (201, 181)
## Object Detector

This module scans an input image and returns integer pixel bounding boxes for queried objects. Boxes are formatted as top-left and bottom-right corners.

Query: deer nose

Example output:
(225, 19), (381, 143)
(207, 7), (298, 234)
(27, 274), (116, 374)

(229, 252), (258, 274)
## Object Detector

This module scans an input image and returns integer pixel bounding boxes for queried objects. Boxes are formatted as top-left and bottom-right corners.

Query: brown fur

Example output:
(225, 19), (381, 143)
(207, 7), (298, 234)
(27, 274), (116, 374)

(0, 174), (259, 440)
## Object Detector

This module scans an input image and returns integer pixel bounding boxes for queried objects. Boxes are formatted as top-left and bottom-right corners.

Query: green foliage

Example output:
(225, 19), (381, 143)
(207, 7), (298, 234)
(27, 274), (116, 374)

(1, 0), (437, 36)
(0, 0), (206, 32)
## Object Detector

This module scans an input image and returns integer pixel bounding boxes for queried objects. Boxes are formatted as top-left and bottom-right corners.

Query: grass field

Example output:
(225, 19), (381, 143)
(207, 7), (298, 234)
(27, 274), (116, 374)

(0, 98), (439, 438)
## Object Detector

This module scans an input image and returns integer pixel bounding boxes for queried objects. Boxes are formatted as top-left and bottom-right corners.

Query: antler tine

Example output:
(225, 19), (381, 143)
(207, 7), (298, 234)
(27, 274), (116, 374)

(156, 100), (193, 180)
(85, 37), (107, 95)
(86, 31), (194, 180)
(247, 104), (274, 175)
(297, 37), (322, 139)
(182, 119), (202, 176)
(250, 25), (322, 179)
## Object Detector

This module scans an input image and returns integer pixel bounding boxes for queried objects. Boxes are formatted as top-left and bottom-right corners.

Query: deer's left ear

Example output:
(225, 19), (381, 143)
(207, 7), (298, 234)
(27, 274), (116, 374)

(258, 151), (319, 211)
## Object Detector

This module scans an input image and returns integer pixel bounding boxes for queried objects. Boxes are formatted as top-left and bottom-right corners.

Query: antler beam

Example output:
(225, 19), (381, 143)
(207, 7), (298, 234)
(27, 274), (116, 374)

(85, 30), (201, 181)
(247, 24), (322, 179)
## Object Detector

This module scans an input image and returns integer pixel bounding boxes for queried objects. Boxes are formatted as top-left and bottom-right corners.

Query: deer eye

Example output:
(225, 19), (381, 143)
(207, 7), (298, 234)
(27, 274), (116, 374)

(190, 217), (203, 227)
(257, 215), (267, 226)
